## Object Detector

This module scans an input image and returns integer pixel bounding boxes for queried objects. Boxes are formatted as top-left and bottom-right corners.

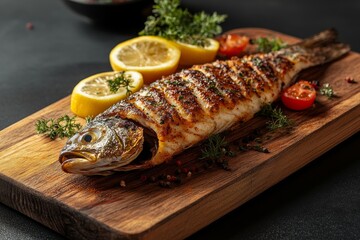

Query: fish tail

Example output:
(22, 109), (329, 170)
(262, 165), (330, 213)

(292, 28), (350, 65)
(298, 28), (339, 48)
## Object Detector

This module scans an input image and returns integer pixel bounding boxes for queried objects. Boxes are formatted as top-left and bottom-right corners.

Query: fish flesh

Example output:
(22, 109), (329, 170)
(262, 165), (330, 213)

(59, 29), (350, 175)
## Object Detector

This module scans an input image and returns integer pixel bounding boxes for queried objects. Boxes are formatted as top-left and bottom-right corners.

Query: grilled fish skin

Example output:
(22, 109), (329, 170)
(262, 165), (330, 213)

(59, 29), (350, 175)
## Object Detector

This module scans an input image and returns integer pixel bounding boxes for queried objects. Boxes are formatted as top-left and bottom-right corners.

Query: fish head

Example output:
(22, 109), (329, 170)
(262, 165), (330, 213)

(59, 116), (144, 175)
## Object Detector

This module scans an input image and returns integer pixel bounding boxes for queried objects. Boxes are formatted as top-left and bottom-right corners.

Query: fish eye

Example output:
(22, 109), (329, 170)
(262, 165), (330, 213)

(81, 133), (95, 144)
(80, 128), (103, 144)
(83, 134), (93, 143)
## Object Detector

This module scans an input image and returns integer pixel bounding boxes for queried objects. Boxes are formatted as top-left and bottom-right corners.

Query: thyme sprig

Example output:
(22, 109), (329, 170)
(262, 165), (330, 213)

(201, 134), (228, 160)
(319, 83), (335, 99)
(85, 116), (93, 123)
(139, 0), (226, 47)
(252, 37), (287, 53)
(35, 115), (82, 140)
(201, 134), (234, 170)
(107, 71), (134, 95)
(258, 104), (293, 130)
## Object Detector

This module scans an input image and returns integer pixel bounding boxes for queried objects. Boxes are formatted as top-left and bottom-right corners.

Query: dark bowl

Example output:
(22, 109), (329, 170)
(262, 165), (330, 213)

(63, 0), (153, 23)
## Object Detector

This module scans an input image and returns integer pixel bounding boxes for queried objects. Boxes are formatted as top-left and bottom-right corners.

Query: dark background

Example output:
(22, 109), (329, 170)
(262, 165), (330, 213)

(0, 0), (359, 239)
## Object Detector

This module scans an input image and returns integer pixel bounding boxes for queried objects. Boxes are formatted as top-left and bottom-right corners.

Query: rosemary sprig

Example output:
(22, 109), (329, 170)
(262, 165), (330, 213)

(319, 83), (335, 99)
(252, 37), (287, 53)
(107, 71), (134, 95)
(139, 0), (226, 47)
(258, 104), (293, 130)
(35, 115), (82, 140)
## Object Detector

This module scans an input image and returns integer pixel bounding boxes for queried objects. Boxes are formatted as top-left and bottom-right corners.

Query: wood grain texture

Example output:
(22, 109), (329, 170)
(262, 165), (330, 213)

(0, 28), (359, 240)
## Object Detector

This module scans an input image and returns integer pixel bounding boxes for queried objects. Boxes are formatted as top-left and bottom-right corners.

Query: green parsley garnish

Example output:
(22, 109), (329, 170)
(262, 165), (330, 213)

(107, 71), (134, 95)
(258, 104), (293, 130)
(35, 115), (82, 140)
(139, 0), (226, 47)
(252, 37), (287, 53)
(319, 83), (335, 98)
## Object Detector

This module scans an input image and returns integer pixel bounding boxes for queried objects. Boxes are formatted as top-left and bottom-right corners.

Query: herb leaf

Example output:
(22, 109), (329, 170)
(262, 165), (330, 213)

(319, 83), (335, 98)
(35, 115), (82, 140)
(201, 134), (228, 160)
(85, 116), (93, 123)
(252, 37), (287, 53)
(258, 104), (293, 130)
(139, 0), (226, 47)
(107, 71), (134, 95)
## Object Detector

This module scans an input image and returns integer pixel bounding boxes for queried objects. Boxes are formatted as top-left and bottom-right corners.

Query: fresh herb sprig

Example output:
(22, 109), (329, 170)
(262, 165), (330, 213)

(35, 115), (82, 140)
(107, 71), (134, 95)
(252, 37), (287, 53)
(201, 134), (234, 170)
(319, 83), (335, 99)
(201, 134), (228, 160)
(258, 104), (293, 130)
(139, 0), (226, 47)
(85, 116), (93, 123)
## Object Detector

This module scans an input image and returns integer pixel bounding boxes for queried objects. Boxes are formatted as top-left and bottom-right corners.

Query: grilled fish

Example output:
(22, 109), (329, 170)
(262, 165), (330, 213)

(59, 29), (350, 175)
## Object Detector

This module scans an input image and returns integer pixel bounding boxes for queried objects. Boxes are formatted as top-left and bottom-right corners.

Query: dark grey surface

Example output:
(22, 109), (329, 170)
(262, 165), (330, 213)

(0, 0), (359, 239)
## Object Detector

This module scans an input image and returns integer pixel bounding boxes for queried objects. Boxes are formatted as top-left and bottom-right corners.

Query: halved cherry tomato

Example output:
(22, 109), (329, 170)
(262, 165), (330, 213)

(281, 80), (316, 110)
(217, 34), (249, 57)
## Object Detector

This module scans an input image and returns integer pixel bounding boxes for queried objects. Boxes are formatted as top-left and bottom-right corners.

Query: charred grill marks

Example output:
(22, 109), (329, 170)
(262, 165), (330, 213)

(267, 54), (295, 77)
(137, 87), (180, 126)
(250, 56), (278, 83)
(229, 59), (269, 98)
(104, 54), (288, 131)
(182, 69), (224, 113)
(110, 55), (288, 129)
(154, 73), (203, 122)
(196, 62), (245, 108)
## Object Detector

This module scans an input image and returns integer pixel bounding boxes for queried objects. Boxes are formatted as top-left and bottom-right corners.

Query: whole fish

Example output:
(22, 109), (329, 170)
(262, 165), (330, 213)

(59, 29), (349, 175)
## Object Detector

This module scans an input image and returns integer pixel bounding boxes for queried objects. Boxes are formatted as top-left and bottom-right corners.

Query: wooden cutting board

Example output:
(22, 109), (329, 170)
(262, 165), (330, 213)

(0, 28), (359, 240)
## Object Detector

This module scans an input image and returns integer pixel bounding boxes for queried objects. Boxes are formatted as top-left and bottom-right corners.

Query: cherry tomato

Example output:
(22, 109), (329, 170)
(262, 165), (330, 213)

(281, 80), (316, 110)
(217, 34), (249, 57)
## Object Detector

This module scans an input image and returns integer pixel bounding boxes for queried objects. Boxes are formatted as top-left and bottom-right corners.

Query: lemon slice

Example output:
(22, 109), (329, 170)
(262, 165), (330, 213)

(71, 71), (143, 118)
(173, 38), (219, 66)
(109, 36), (181, 84)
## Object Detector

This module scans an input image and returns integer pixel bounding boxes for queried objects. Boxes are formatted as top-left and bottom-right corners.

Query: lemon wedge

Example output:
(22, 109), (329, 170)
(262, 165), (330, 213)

(173, 38), (219, 66)
(71, 71), (143, 118)
(109, 36), (181, 84)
